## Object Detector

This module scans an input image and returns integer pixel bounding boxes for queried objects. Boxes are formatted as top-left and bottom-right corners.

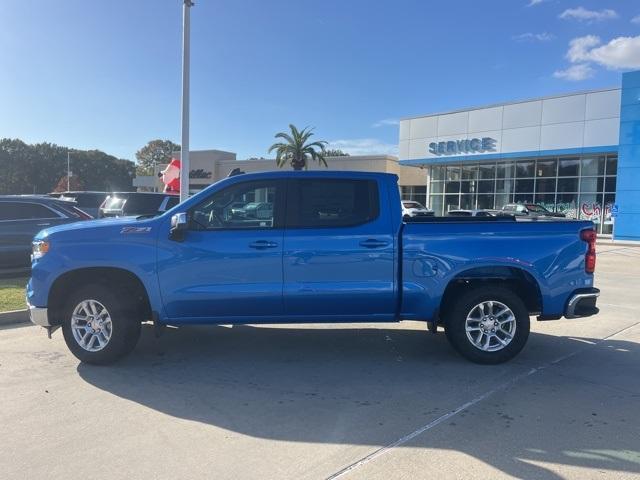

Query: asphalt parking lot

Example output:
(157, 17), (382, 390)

(2, 244), (639, 480)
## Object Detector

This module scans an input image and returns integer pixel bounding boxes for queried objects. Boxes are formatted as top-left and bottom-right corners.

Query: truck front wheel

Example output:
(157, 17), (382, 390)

(444, 286), (530, 364)
(61, 284), (141, 365)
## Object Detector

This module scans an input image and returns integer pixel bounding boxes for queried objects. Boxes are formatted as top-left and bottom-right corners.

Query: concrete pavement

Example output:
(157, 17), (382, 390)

(1, 245), (639, 479)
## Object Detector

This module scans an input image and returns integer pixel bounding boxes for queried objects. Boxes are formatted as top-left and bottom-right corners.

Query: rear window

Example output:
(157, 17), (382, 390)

(0, 202), (59, 220)
(287, 179), (379, 228)
(124, 195), (166, 213)
(103, 197), (126, 210)
(403, 201), (422, 208)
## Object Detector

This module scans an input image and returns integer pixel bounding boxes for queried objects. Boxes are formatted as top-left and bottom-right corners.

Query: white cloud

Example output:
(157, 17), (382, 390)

(372, 118), (399, 128)
(527, 0), (546, 6)
(513, 32), (555, 42)
(553, 64), (595, 81)
(328, 138), (398, 156)
(632, 15), (640, 25)
(559, 7), (618, 23)
(566, 35), (601, 62)
(566, 35), (640, 70)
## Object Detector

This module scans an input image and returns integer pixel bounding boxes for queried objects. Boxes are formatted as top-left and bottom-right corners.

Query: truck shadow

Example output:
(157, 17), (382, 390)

(77, 324), (640, 479)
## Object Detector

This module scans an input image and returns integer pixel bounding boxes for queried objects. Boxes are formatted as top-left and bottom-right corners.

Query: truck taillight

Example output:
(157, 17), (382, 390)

(581, 229), (597, 273)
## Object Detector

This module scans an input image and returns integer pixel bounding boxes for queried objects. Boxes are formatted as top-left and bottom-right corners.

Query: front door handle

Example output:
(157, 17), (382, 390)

(359, 239), (389, 249)
(249, 240), (279, 249)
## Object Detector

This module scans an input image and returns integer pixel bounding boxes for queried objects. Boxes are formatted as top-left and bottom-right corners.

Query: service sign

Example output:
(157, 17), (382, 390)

(429, 137), (496, 156)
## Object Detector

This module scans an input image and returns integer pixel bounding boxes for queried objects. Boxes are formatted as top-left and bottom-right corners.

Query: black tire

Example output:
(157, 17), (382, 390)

(61, 284), (141, 365)
(444, 286), (530, 364)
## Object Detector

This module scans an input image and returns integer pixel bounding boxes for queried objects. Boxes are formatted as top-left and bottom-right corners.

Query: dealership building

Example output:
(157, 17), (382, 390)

(399, 70), (640, 240)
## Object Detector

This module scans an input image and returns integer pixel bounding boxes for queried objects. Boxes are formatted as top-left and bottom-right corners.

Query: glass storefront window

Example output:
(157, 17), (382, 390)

(580, 177), (602, 193)
(536, 178), (556, 193)
(426, 154), (615, 234)
(431, 165), (446, 181)
(477, 180), (495, 194)
(558, 157), (580, 176)
(444, 194), (460, 213)
(445, 180), (460, 193)
(606, 156), (617, 176)
(460, 194), (475, 210)
(516, 160), (535, 178)
(495, 194), (512, 209)
(478, 164), (496, 179)
(461, 164), (478, 180)
(496, 178), (514, 194)
(477, 194), (494, 209)
(605, 176), (617, 192)
(535, 194), (556, 211)
(429, 181), (444, 194)
(536, 159), (557, 177)
(446, 166), (461, 181)
(515, 179), (534, 192)
(557, 177), (578, 193)
(496, 162), (515, 179)
(556, 193), (579, 219)
(514, 193), (534, 204)
(581, 156), (605, 176)
(460, 181), (476, 194)
(429, 194), (444, 216)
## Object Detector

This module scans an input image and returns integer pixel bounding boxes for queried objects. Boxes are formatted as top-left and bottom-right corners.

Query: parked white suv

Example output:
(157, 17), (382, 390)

(402, 200), (434, 218)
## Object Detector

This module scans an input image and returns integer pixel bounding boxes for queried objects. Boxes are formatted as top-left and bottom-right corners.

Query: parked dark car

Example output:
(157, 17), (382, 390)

(0, 196), (91, 273)
(499, 203), (566, 218)
(99, 192), (180, 218)
(49, 191), (108, 218)
(447, 209), (496, 217)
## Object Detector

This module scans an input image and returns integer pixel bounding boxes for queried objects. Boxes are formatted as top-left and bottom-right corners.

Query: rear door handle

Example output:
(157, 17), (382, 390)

(359, 239), (389, 249)
(249, 240), (279, 249)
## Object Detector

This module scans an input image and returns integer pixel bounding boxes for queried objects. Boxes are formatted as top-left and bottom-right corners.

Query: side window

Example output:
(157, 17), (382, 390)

(190, 181), (279, 230)
(165, 196), (180, 210)
(0, 202), (59, 221)
(287, 179), (379, 228)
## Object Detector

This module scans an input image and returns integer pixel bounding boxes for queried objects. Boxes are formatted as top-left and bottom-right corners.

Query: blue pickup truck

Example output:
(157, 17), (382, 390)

(27, 171), (599, 365)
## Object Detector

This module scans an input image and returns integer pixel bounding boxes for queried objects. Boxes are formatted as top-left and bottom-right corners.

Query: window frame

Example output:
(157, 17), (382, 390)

(285, 177), (381, 229)
(187, 179), (285, 231)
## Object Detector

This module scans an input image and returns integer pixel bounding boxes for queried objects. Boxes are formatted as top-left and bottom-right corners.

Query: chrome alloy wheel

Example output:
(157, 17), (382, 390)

(464, 300), (516, 352)
(70, 299), (113, 352)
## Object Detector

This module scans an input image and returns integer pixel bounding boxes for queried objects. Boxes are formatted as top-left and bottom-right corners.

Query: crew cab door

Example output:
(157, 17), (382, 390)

(157, 179), (285, 320)
(282, 177), (395, 319)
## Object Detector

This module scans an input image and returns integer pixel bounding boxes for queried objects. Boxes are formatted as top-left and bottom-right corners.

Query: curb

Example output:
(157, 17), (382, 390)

(0, 309), (29, 326)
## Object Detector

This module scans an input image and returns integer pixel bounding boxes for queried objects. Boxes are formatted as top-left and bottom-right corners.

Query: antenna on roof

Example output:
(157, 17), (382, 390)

(227, 168), (245, 177)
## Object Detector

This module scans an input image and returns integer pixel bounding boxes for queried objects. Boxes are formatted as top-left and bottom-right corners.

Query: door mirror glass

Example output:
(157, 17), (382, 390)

(169, 212), (188, 241)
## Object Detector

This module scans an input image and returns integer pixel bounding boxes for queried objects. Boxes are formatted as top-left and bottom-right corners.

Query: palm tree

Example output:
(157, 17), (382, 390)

(268, 124), (328, 170)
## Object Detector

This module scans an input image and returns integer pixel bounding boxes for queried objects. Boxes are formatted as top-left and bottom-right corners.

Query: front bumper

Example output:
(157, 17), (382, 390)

(27, 302), (51, 327)
(565, 288), (600, 319)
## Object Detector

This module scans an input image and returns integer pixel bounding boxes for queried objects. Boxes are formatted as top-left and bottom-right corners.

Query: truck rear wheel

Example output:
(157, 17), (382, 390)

(444, 286), (530, 364)
(61, 284), (141, 365)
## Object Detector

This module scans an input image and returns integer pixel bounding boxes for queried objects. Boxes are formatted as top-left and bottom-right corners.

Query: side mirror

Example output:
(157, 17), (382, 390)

(169, 212), (188, 241)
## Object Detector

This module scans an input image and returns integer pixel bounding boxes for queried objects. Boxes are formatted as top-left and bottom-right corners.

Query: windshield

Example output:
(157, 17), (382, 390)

(102, 197), (126, 210)
(403, 201), (423, 209)
(526, 204), (550, 213)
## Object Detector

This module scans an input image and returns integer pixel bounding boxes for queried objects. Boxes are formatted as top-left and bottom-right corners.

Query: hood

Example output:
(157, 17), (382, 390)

(35, 216), (160, 241)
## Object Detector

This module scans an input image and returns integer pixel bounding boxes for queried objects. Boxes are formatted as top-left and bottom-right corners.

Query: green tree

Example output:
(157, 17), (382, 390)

(135, 139), (180, 175)
(268, 125), (328, 171)
(0, 138), (135, 194)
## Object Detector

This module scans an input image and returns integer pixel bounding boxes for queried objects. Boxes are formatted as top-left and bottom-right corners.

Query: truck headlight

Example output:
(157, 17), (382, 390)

(32, 240), (50, 260)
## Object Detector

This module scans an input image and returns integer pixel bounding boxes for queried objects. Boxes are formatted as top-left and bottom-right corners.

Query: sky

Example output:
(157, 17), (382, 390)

(1, 0), (639, 162)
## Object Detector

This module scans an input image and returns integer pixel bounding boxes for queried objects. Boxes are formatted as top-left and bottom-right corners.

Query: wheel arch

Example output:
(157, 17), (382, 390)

(48, 267), (152, 326)
(439, 266), (543, 322)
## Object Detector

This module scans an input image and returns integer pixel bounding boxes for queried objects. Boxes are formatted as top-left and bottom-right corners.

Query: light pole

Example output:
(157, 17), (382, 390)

(67, 150), (72, 191)
(180, 0), (194, 203)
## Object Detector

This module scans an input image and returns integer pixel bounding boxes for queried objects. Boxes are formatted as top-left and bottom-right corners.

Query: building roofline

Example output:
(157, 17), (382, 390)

(400, 85), (620, 121)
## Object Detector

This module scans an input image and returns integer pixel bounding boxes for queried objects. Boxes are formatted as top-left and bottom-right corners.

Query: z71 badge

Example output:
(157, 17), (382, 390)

(120, 227), (152, 234)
